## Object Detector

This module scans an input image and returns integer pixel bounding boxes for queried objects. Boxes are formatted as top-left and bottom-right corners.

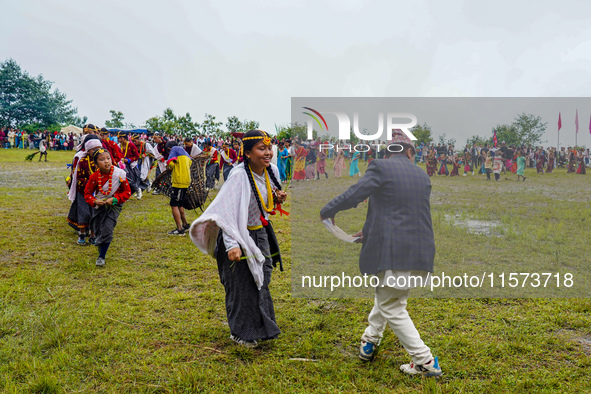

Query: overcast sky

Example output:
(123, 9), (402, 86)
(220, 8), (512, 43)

(2, 0), (591, 146)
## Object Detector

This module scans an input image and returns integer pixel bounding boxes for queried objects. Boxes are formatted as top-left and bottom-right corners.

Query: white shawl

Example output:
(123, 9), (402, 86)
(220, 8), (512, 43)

(94, 167), (127, 200)
(189, 162), (280, 290)
(141, 142), (157, 180)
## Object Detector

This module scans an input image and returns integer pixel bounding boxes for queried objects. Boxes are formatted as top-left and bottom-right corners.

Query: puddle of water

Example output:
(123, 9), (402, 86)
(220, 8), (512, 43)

(445, 214), (503, 236)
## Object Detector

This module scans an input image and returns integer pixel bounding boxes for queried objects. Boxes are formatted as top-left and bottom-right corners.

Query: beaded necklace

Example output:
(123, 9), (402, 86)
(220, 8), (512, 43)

(249, 165), (274, 213)
(97, 167), (114, 197)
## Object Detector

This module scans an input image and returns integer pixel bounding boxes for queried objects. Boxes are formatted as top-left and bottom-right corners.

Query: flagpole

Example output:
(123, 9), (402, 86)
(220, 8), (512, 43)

(575, 109), (579, 147)
(558, 112), (561, 151)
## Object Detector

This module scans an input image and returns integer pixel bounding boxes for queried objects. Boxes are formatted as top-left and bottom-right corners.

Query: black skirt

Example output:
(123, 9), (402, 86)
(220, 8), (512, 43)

(206, 163), (219, 189)
(216, 227), (280, 342)
(89, 204), (122, 247)
(67, 192), (91, 232)
(125, 164), (140, 194)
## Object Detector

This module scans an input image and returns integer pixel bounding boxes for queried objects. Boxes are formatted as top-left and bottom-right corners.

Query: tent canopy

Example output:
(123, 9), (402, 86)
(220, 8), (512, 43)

(61, 125), (83, 135)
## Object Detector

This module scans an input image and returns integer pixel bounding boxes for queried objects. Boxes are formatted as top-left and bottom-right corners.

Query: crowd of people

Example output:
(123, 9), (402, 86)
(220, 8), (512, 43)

(418, 141), (589, 180)
(0, 128), (83, 151)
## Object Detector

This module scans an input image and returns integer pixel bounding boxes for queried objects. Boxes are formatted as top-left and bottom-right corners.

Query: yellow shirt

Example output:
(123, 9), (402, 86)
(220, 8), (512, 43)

(168, 155), (192, 188)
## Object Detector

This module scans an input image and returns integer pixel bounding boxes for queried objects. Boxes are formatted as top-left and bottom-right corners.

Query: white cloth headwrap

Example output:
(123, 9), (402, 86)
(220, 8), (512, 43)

(189, 163), (280, 290)
(67, 139), (104, 202)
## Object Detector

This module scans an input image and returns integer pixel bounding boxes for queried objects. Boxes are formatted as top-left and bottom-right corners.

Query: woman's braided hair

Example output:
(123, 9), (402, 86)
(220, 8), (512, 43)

(242, 129), (282, 217)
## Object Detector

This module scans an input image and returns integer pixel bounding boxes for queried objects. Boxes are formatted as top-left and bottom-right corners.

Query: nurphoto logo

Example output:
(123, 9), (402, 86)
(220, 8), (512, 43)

(302, 106), (418, 141)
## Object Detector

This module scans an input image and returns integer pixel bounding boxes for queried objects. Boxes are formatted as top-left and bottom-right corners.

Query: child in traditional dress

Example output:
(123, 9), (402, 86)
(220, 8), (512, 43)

(450, 155), (459, 176)
(437, 154), (449, 176)
(84, 149), (131, 266)
(484, 151), (493, 180)
(492, 151), (503, 181)
(189, 129), (287, 348)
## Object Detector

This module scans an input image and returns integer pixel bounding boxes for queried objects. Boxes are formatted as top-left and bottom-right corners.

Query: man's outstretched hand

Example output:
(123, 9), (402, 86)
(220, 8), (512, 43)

(320, 216), (335, 225)
(352, 230), (364, 243)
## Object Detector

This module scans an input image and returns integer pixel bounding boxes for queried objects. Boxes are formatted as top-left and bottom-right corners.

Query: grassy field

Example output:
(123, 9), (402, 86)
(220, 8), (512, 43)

(0, 149), (590, 393)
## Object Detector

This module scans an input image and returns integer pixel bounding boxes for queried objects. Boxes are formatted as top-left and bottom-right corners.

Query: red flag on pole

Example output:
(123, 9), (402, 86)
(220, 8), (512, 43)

(558, 112), (562, 131)
(493, 129), (498, 147)
(575, 109), (579, 133)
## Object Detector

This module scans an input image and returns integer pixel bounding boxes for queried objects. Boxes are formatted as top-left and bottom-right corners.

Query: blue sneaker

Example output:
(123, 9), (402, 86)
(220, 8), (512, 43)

(359, 340), (378, 361)
(400, 356), (442, 377)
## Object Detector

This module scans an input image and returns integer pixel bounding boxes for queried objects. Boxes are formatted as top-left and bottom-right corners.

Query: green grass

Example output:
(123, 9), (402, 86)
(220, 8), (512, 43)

(0, 149), (590, 393)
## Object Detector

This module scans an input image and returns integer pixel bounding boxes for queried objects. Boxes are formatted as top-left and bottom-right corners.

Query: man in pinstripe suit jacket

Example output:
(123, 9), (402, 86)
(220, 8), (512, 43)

(320, 130), (442, 377)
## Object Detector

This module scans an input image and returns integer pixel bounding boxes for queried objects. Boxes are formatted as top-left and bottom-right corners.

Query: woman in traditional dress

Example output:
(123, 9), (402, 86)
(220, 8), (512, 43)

(292, 141), (307, 181)
(576, 149), (586, 174)
(516, 150), (526, 181)
(117, 132), (141, 195)
(546, 152), (555, 174)
(277, 141), (288, 182)
(316, 148), (328, 179)
(189, 129), (287, 348)
(349, 150), (360, 177)
(437, 154), (449, 176)
(449, 155), (459, 177)
(566, 149), (576, 173)
(67, 136), (103, 245)
(285, 140), (294, 181)
(463, 151), (471, 176)
(333, 147), (346, 178)
(426, 151), (437, 176)
(203, 141), (220, 189)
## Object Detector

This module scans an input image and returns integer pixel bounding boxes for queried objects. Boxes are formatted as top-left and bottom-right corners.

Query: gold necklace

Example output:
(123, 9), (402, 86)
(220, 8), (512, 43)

(249, 165), (274, 213)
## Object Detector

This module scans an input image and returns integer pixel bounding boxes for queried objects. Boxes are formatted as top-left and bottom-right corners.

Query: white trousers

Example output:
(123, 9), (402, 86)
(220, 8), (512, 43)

(361, 284), (433, 365)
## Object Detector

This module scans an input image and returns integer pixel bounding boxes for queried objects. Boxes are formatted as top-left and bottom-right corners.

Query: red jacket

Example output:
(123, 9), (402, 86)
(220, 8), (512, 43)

(120, 142), (139, 163)
(219, 148), (237, 169)
(84, 169), (132, 206)
(74, 156), (99, 194)
(102, 139), (123, 164)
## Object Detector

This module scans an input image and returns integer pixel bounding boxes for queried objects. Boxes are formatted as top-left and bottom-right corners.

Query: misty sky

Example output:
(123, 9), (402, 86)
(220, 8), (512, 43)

(2, 0), (591, 146)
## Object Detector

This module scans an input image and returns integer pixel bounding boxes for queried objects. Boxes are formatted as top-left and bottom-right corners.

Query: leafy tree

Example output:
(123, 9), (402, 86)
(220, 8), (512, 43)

(466, 135), (489, 146)
(226, 116), (260, 136)
(512, 113), (547, 146)
(226, 116), (242, 134)
(275, 123), (312, 141)
(0, 58), (78, 128)
(199, 113), (223, 137)
(411, 122), (433, 146)
(437, 133), (447, 145)
(242, 120), (260, 132)
(177, 112), (199, 137)
(105, 110), (124, 128)
(145, 108), (199, 136)
(71, 115), (88, 128)
(491, 124), (519, 146)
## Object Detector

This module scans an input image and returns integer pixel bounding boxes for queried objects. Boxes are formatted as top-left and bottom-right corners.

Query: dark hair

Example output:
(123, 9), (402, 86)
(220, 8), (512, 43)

(165, 140), (177, 152)
(184, 137), (193, 143)
(91, 148), (109, 163)
(385, 142), (416, 157)
(242, 129), (282, 218)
